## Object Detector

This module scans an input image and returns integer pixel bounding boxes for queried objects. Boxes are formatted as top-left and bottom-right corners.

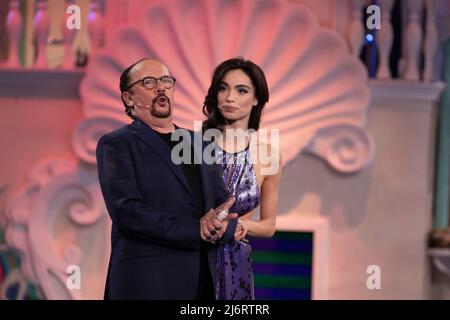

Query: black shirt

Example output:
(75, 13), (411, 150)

(155, 130), (205, 217)
(155, 129), (214, 300)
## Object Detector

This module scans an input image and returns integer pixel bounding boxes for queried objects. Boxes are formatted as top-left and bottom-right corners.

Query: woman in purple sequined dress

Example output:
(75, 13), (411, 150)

(202, 57), (282, 300)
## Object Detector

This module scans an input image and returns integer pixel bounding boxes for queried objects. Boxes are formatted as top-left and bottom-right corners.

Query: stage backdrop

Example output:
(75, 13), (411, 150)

(0, 0), (446, 299)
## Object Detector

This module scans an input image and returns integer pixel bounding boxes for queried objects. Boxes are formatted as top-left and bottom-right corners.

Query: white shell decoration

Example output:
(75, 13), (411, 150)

(78, 0), (373, 172)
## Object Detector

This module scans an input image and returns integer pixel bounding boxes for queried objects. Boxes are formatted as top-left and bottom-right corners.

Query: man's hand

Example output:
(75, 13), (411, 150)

(200, 197), (238, 243)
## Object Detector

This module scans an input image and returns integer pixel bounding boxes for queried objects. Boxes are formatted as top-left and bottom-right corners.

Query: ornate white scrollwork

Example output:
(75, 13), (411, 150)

(5, 160), (110, 299)
(72, 115), (124, 164)
(306, 125), (375, 173)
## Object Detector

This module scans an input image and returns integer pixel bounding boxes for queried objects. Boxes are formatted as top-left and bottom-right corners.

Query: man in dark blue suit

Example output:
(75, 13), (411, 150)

(96, 58), (237, 299)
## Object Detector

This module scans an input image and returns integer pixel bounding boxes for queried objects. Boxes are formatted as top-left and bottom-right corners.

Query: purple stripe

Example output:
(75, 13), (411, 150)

(255, 287), (311, 300)
(250, 238), (313, 253)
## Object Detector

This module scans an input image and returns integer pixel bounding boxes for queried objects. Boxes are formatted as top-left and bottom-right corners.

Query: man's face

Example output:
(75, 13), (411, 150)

(123, 60), (175, 119)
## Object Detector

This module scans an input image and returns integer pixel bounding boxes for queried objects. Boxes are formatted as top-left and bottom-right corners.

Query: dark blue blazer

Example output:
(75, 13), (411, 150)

(96, 118), (235, 299)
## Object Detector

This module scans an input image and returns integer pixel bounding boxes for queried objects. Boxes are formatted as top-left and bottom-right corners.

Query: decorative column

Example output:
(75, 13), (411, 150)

(403, 0), (424, 81)
(88, 0), (104, 53)
(423, 0), (438, 82)
(33, 0), (50, 68)
(0, 0), (11, 66)
(5, 0), (22, 68)
(63, 0), (76, 68)
(72, 0), (91, 66)
(46, 0), (65, 68)
(376, 0), (394, 79)
(347, 0), (365, 55)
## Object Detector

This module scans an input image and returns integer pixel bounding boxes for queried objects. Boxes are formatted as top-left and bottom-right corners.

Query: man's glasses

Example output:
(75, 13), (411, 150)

(125, 76), (176, 91)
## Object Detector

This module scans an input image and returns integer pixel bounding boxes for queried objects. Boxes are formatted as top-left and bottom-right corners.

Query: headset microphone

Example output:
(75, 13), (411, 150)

(135, 102), (150, 109)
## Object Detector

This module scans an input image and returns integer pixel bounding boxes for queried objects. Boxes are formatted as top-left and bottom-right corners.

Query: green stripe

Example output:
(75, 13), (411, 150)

(255, 275), (311, 289)
(26, 284), (42, 300)
(253, 251), (312, 265)
(434, 38), (450, 228)
(273, 232), (313, 241)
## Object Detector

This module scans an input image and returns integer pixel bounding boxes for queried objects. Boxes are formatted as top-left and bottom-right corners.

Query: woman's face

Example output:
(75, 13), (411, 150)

(217, 69), (258, 126)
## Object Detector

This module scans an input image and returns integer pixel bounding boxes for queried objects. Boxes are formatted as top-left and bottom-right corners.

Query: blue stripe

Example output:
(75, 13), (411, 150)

(253, 263), (312, 277)
(255, 287), (311, 300)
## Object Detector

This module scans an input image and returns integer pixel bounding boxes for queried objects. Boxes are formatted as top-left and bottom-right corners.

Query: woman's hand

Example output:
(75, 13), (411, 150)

(234, 219), (248, 241)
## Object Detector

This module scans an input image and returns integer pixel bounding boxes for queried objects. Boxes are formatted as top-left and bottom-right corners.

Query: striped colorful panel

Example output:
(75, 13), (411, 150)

(249, 231), (313, 300)
(0, 229), (42, 300)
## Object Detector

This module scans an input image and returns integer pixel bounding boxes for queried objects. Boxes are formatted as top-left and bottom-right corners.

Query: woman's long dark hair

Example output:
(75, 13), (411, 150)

(202, 57), (269, 132)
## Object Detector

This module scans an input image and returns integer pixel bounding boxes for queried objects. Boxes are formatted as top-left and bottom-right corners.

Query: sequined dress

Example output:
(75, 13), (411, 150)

(215, 145), (261, 300)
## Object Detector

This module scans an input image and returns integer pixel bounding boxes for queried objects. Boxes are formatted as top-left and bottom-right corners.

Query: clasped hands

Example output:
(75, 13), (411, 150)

(200, 197), (249, 243)
(200, 197), (235, 243)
